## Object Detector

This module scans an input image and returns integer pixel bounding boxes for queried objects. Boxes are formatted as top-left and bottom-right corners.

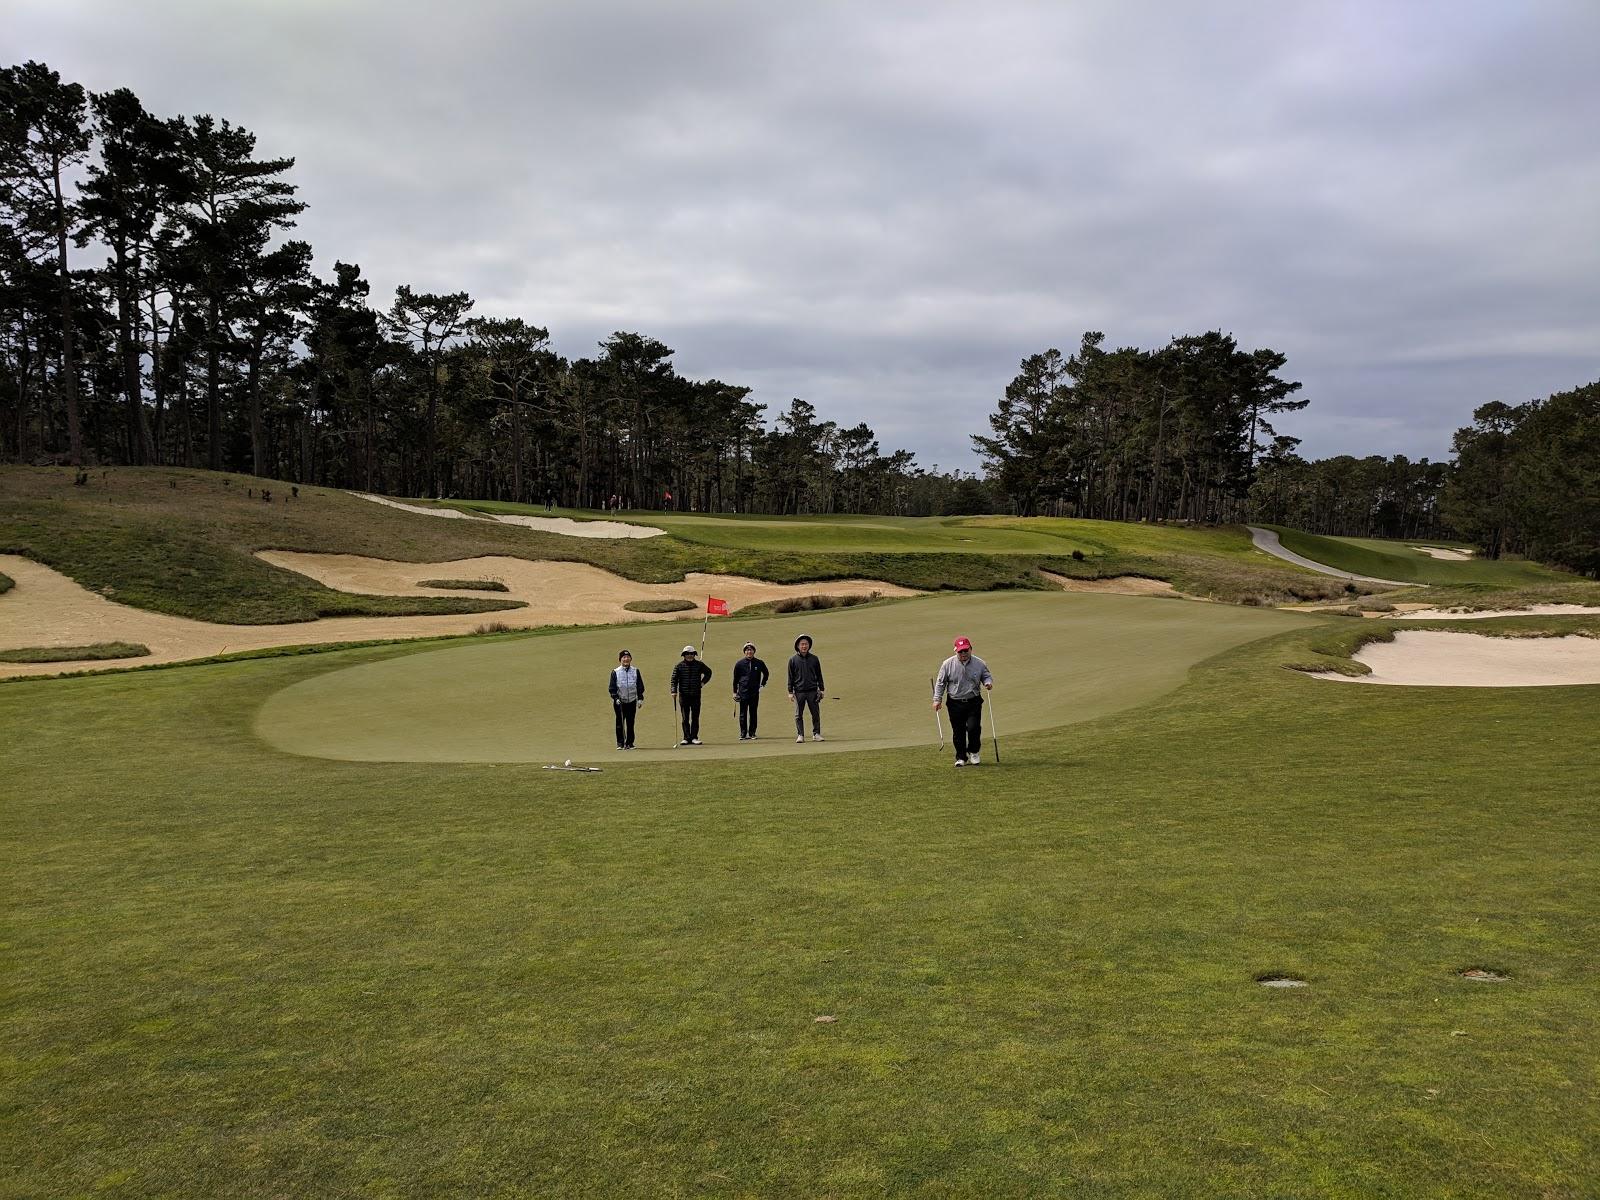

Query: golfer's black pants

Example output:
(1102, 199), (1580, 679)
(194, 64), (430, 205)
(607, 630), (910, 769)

(679, 693), (701, 742)
(947, 696), (983, 759)
(613, 700), (637, 748)
(738, 694), (760, 738)
(793, 689), (821, 736)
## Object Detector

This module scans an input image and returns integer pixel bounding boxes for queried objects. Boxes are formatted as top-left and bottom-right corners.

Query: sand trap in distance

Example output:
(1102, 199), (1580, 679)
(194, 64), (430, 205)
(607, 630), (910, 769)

(1322, 630), (1600, 687)
(352, 492), (666, 538)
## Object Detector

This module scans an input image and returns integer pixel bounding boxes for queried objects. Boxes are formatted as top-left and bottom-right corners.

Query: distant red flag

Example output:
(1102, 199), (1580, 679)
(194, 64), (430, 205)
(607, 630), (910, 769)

(707, 597), (729, 616)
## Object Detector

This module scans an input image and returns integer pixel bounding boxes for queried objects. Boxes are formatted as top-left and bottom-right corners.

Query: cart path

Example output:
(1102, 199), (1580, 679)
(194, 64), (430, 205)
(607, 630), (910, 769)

(1246, 526), (1408, 586)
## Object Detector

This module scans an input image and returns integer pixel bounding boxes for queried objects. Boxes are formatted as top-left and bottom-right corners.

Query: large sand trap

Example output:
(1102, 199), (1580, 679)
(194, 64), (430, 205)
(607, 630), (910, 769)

(1394, 604), (1600, 620)
(1041, 570), (1180, 597)
(1320, 630), (1600, 687)
(1411, 546), (1474, 560)
(352, 492), (665, 538)
(0, 552), (916, 679)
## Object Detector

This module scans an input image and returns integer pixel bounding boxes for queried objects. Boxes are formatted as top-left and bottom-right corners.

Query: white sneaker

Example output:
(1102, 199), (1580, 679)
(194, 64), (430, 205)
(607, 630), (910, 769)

(796, 735), (805, 743)
(953, 758), (966, 768)
(812, 733), (824, 742)
(690, 738), (701, 745)
(968, 753), (980, 765)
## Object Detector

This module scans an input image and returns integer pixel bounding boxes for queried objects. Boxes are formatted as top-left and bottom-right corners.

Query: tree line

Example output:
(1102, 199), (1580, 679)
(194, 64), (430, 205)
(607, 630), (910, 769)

(0, 60), (979, 516)
(978, 331), (1597, 573)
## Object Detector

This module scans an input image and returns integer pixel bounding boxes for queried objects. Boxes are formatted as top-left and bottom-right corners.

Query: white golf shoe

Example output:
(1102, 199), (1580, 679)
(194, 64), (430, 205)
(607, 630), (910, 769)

(968, 753), (980, 765)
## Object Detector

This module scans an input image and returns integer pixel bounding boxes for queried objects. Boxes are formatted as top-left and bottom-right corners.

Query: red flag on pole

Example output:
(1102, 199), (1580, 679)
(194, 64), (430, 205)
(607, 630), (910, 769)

(706, 597), (729, 616)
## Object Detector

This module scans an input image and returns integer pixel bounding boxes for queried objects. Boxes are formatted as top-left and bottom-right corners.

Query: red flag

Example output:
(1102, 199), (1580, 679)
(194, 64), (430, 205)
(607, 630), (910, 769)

(706, 597), (729, 616)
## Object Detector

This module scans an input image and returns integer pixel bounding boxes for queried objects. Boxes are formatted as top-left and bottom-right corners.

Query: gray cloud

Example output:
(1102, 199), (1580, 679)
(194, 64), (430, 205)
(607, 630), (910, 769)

(15, 0), (1600, 469)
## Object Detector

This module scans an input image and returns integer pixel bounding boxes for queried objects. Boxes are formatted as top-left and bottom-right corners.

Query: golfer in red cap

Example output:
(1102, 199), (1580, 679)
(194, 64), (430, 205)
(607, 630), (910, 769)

(933, 636), (993, 767)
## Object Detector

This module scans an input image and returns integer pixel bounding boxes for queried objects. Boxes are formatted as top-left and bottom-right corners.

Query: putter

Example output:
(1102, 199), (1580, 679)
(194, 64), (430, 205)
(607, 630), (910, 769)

(987, 688), (1001, 763)
(673, 692), (684, 747)
(931, 676), (945, 752)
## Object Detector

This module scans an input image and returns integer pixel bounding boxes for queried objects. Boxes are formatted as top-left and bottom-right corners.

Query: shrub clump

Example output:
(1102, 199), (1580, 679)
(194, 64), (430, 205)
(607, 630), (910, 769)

(473, 621), (514, 635)
(420, 578), (510, 592)
(0, 571), (13, 595)
(773, 592), (880, 614)
(0, 641), (151, 663)
(623, 598), (698, 613)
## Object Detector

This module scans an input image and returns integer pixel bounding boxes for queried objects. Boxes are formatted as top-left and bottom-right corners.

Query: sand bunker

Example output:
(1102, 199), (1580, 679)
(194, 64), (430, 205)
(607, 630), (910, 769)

(1394, 604), (1600, 620)
(1320, 630), (1600, 687)
(1411, 546), (1474, 560)
(0, 552), (916, 679)
(352, 492), (665, 538)
(1041, 571), (1180, 597)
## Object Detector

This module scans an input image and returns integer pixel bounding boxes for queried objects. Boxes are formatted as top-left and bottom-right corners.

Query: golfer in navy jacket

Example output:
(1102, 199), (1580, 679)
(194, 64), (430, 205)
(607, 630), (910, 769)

(732, 641), (769, 740)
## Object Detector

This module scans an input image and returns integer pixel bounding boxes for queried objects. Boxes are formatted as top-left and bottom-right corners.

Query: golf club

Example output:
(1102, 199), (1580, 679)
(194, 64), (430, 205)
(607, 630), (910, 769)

(673, 690), (684, 747)
(987, 686), (1001, 763)
(931, 676), (945, 752)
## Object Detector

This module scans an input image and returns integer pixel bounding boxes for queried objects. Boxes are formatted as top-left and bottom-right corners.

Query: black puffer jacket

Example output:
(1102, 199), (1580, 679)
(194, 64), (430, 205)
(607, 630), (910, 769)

(670, 658), (712, 696)
(787, 651), (824, 693)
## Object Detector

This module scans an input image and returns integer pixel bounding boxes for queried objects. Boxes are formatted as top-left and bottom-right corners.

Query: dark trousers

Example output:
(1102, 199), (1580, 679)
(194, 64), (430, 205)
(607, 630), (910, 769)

(678, 693), (701, 742)
(738, 694), (760, 737)
(947, 696), (983, 758)
(613, 700), (637, 748)
(793, 690), (821, 736)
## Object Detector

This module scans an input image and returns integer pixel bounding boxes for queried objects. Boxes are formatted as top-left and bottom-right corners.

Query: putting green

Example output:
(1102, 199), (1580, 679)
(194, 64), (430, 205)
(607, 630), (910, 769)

(255, 593), (1312, 763)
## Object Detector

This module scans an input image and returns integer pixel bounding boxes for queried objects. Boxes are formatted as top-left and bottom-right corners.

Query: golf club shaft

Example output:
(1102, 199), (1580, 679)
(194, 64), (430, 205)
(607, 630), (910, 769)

(988, 688), (1001, 763)
(931, 676), (945, 751)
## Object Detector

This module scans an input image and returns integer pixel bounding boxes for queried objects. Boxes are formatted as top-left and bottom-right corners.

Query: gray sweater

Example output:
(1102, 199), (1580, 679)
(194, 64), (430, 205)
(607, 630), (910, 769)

(934, 654), (992, 701)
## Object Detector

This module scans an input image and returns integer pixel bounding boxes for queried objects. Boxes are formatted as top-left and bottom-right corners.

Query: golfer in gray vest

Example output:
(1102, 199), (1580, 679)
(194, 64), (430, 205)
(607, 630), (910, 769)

(933, 635), (992, 767)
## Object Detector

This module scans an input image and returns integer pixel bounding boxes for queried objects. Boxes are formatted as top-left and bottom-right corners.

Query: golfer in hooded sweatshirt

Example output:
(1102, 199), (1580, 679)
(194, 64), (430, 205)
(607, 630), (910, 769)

(732, 641), (769, 741)
(670, 645), (713, 745)
(787, 634), (825, 742)
(933, 636), (993, 767)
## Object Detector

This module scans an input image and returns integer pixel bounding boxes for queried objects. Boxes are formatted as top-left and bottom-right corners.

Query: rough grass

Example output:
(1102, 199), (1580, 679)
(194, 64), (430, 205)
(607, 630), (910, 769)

(0, 641), (149, 663)
(1266, 526), (1580, 589)
(622, 598), (698, 613)
(4, 615), (1598, 1196)
(419, 578), (510, 592)
(0, 570), (12, 595)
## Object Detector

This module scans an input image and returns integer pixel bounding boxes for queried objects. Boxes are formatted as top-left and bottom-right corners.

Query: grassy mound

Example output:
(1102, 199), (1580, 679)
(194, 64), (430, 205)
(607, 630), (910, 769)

(622, 598), (698, 613)
(0, 570), (12, 595)
(419, 578), (511, 592)
(1264, 526), (1572, 588)
(0, 641), (150, 663)
(0, 468), (1378, 625)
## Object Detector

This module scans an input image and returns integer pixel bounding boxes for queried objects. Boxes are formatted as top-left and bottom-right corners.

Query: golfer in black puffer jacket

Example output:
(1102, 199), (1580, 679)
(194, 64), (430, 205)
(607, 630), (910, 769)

(669, 645), (713, 744)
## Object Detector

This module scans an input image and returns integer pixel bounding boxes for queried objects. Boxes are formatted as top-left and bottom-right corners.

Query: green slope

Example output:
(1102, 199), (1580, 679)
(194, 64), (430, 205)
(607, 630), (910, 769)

(255, 592), (1310, 762)
(1267, 526), (1567, 588)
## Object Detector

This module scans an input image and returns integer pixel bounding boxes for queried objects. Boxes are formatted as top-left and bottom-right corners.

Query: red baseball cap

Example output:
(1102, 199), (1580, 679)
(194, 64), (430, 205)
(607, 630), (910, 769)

(953, 637), (972, 650)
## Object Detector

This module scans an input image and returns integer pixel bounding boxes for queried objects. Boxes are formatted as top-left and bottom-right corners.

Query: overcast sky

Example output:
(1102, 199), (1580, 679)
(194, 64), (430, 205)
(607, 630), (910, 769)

(14, 0), (1600, 471)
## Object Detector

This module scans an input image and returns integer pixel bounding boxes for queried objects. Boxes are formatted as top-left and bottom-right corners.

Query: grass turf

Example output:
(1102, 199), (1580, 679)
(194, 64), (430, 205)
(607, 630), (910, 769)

(622, 598), (699, 613)
(5, 605), (1598, 1196)
(0, 641), (150, 663)
(1265, 527), (1574, 589)
(418, 578), (512, 592)
(254, 593), (1311, 762)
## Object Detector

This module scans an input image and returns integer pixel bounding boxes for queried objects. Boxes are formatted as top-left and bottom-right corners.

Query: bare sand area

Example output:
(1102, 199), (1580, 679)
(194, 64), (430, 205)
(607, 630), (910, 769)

(1393, 604), (1600, 620)
(1041, 570), (1181, 597)
(0, 552), (916, 679)
(1320, 630), (1600, 687)
(352, 492), (666, 538)
(1411, 546), (1475, 560)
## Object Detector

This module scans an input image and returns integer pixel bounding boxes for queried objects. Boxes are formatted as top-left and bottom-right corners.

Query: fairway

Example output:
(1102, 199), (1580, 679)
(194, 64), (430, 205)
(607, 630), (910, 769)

(255, 593), (1312, 762)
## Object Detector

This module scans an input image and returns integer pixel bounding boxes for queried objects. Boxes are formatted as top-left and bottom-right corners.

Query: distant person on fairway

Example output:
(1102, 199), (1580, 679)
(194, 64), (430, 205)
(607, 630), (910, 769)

(732, 641), (770, 741)
(670, 645), (712, 745)
(607, 649), (644, 750)
(933, 636), (993, 767)
(787, 634), (825, 743)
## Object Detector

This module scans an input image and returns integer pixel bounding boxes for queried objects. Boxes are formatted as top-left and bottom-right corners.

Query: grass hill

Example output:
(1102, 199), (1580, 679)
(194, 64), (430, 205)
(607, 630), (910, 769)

(2, 467), (1369, 623)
